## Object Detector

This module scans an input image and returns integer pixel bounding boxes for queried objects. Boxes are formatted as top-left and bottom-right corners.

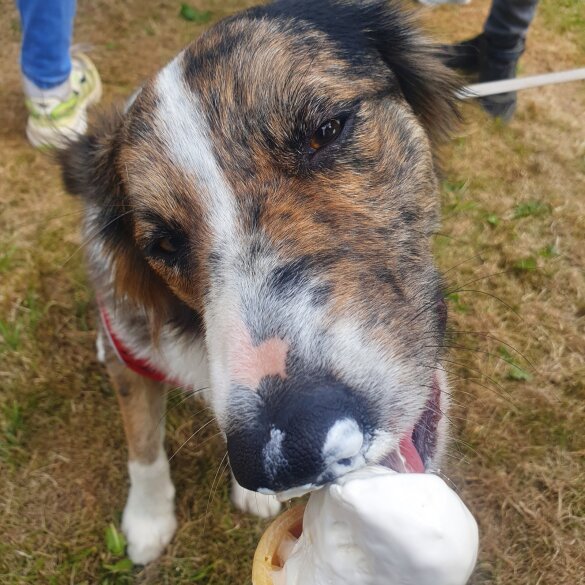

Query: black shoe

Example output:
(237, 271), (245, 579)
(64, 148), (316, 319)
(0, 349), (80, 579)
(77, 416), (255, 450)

(479, 36), (525, 122)
(442, 33), (525, 122)
(441, 33), (484, 74)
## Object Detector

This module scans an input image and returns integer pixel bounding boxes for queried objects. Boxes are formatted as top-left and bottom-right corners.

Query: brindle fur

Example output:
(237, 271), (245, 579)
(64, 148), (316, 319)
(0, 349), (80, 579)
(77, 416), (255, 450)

(58, 0), (460, 563)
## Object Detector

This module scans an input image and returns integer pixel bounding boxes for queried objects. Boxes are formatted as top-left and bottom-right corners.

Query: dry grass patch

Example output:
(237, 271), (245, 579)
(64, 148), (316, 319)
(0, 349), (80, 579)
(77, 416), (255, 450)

(1, 0), (584, 583)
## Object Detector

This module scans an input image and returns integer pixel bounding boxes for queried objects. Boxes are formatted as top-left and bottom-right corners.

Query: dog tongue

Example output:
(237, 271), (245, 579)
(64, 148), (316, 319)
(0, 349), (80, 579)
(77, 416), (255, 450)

(383, 433), (425, 473)
(399, 434), (425, 473)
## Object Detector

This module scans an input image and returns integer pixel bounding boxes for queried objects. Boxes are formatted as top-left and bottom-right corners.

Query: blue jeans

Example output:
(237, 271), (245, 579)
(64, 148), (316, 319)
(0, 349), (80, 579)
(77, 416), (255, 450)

(17, 0), (77, 89)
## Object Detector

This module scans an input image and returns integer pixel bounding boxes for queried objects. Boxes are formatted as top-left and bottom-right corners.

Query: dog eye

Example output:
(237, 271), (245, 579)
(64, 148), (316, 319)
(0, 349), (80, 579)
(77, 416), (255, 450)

(309, 118), (343, 151)
(157, 237), (178, 254)
(150, 236), (181, 257)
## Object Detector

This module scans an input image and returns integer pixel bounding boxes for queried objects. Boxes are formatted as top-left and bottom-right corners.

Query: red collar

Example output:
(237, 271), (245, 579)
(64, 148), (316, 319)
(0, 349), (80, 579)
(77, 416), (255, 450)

(99, 303), (170, 383)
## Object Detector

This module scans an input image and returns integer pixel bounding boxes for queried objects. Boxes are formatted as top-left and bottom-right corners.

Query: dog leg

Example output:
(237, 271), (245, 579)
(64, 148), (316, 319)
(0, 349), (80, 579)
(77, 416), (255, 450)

(230, 473), (281, 519)
(106, 355), (177, 565)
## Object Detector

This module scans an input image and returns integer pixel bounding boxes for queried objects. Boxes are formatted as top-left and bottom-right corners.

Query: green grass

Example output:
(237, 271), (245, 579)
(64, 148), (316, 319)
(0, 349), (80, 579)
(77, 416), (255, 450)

(1, 401), (24, 446)
(485, 213), (500, 227)
(513, 256), (537, 272)
(0, 400), (26, 467)
(0, 0), (583, 584)
(0, 245), (17, 273)
(539, 0), (585, 50)
(0, 320), (21, 351)
(538, 243), (560, 258)
(0, 289), (47, 352)
(179, 4), (213, 24)
(513, 201), (551, 219)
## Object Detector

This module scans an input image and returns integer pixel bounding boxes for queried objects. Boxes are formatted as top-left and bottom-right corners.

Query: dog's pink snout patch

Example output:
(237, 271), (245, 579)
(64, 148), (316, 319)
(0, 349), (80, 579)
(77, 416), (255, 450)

(230, 326), (289, 389)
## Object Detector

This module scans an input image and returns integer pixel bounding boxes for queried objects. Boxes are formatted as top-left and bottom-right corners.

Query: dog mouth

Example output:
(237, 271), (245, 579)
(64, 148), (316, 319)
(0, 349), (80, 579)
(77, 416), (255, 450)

(271, 372), (444, 501)
(381, 371), (443, 474)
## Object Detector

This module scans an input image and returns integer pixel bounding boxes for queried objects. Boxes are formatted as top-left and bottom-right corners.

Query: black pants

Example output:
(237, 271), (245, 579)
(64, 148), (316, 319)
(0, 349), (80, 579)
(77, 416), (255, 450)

(484, 0), (540, 42)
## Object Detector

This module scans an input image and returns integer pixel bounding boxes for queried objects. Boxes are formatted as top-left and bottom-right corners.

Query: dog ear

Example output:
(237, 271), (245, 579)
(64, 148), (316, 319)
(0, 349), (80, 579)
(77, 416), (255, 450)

(57, 86), (142, 199)
(57, 108), (197, 336)
(56, 108), (138, 257)
(272, 0), (461, 144)
(366, 3), (461, 145)
(57, 109), (125, 203)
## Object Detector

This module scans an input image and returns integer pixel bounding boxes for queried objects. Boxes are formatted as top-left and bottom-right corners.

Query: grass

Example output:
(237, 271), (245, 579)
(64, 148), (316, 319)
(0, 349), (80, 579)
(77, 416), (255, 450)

(0, 245), (18, 273)
(0, 0), (584, 584)
(0, 320), (22, 352)
(0, 401), (25, 465)
(539, 0), (585, 50)
(512, 201), (551, 219)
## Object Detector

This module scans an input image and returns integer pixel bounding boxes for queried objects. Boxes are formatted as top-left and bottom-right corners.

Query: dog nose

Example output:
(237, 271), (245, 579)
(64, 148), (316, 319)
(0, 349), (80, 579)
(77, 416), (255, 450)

(226, 376), (369, 493)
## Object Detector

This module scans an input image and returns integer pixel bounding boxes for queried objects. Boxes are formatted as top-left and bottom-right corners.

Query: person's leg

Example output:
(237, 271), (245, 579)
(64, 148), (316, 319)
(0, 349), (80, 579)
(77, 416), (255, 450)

(484, 0), (540, 44)
(442, 0), (540, 121)
(16, 0), (102, 148)
(443, 0), (540, 72)
(477, 0), (539, 121)
(17, 0), (76, 93)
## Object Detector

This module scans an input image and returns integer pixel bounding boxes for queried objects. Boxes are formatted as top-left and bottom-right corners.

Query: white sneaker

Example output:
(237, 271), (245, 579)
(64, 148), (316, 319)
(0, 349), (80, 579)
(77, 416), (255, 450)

(24, 52), (102, 149)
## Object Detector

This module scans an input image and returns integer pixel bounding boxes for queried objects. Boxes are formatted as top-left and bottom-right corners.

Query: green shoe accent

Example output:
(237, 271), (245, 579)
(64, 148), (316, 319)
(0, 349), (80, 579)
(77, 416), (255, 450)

(25, 94), (79, 122)
(24, 51), (103, 149)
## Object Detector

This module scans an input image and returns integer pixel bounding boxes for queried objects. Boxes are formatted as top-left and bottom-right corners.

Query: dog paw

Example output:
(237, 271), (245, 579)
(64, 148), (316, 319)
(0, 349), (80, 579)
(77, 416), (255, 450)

(122, 502), (177, 565)
(121, 453), (177, 565)
(231, 477), (282, 519)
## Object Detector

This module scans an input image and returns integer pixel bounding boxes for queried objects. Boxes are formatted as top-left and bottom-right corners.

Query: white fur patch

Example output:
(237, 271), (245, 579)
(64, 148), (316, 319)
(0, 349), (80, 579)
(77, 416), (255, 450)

(122, 449), (177, 565)
(95, 329), (106, 363)
(326, 318), (425, 434)
(322, 418), (364, 464)
(155, 330), (210, 397)
(100, 298), (211, 400)
(263, 427), (286, 481)
(320, 418), (365, 481)
(429, 367), (450, 472)
(153, 54), (242, 420)
(154, 54), (237, 243)
(231, 474), (282, 519)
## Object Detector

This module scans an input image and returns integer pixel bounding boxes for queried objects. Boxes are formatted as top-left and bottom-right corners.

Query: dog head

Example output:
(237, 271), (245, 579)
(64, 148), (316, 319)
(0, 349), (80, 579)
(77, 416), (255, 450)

(60, 0), (459, 495)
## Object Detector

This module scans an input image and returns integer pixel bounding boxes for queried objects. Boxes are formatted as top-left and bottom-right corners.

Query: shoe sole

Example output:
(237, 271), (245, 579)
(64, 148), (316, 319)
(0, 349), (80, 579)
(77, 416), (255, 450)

(26, 71), (103, 149)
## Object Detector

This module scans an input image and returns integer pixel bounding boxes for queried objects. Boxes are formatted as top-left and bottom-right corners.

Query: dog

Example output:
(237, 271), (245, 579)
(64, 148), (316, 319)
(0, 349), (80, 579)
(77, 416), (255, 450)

(58, 0), (460, 565)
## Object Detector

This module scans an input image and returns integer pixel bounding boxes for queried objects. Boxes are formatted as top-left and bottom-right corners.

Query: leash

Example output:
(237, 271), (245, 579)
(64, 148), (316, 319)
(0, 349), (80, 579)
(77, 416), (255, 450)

(458, 67), (585, 98)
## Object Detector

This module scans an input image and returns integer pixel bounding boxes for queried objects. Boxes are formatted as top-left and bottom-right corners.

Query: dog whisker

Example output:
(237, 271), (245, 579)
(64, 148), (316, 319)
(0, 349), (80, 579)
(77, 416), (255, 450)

(421, 363), (516, 406)
(201, 452), (230, 541)
(438, 445), (473, 470)
(443, 269), (513, 297)
(447, 288), (521, 319)
(444, 330), (534, 369)
(423, 343), (534, 372)
(164, 386), (190, 400)
(422, 327), (533, 371)
(408, 268), (519, 330)
(437, 357), (511, 398)
(418, 397), (466, 426)
(432, 467), (462, 492)
(168, 417), (217, 462)
(408, 225), (469, 246)
(60, 209), (134, 269)
(4, 204), (134, 235)
(439, 253), (486, 277)
(418, 383), (467, 411)
(194, 431), (225, 452)
(158, 386), (210, 428)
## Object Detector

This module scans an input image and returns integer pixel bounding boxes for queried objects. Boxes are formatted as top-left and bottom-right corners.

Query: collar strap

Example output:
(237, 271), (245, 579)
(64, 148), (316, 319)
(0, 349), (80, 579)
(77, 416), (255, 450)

(98, 302), (170, 383)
